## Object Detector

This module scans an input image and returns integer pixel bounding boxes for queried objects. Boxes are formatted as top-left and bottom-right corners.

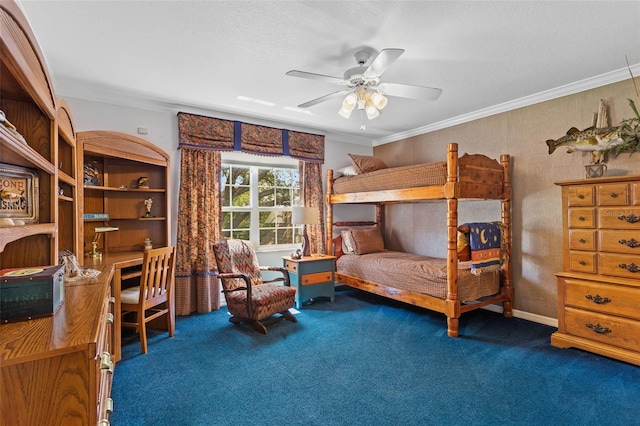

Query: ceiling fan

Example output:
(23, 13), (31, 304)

(286, 48), (442, 129)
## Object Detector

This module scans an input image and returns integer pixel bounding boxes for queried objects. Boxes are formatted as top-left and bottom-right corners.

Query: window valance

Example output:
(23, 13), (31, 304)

(178, 112), (324, 163)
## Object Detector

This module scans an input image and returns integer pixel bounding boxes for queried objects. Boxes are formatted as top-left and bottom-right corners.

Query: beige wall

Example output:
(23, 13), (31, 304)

(374, 79), (640, 320)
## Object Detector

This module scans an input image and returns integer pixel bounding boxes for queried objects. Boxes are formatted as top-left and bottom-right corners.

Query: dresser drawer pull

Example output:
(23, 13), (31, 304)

(578, 238), (586, 243)
(585, 294), (611, 305)
(99, 420), (110, 426)
(577, 193), (585, 199)
(618, 262), (640, 273)
(105, 397), (114, 413)
(578, 260), (587, 266)
(618, 238), (640, 248)
(100, 352), (114, 373)
(106, 312), (114, 324)
(578, 216), (586, 221)
(609, 192), (618, 198)
(110, 296), (115, 304)
(586, 323), (611, 334)
(618, 213), (640, 224)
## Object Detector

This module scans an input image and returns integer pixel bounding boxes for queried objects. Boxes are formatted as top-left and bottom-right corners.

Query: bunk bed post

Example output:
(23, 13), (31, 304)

(376, 204), (384, 232)
(500, 154), (513, 318)
(445, 143), (461, 337)
(326, 169), (334, 256)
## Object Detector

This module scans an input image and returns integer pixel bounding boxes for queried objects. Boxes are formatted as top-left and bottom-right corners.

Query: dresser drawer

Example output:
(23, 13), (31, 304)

(598, 207), (640, 229)
(565, 279), (640, 319)
(569, 230), (596, 251)
(568, 186), (595, 206)
(597, 183), (630, 206)
(569, 251), (597, 273)
(599, 253), (640, 279)
(565, 307), (640, 352)
(598, 230), (640, 254)
(568, 208), (595, 228)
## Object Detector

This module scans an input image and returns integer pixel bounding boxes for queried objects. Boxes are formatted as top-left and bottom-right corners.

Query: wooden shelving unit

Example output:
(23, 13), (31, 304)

(78, 130), (170, 261)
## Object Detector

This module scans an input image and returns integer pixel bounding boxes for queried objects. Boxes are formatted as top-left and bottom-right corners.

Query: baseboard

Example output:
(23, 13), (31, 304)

(482, 304), (558, 328)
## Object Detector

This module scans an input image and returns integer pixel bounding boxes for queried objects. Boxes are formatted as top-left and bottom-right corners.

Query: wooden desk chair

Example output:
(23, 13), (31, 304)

(212, 239), (297, 334)
(121, 246), (176, 354)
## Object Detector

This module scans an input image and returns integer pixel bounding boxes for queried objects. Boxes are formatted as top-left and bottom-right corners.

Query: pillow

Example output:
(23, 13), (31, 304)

(348, 154), (388, 174)
(457, 225), (471, 261)
(350, 227), (385, 255)
(341, 230), (356, 254)
(336, 165), (358, 176)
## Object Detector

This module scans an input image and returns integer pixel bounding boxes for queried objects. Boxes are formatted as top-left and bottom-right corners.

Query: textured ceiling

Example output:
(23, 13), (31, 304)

(17, 0), (640, 145)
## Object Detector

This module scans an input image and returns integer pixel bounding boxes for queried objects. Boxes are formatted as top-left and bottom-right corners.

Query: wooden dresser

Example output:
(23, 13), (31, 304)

(552, 175), (640, 366)
(0, 264), (116, 425)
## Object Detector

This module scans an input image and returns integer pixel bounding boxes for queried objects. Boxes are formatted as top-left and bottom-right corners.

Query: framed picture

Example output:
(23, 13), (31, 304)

(0, 163), (39, 223)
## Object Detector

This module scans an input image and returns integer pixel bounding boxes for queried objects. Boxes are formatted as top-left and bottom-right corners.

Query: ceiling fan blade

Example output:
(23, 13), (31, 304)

(378, 82), (443, 101)
(298, 90), (350, 108)
(286, 70), (345, 85)
(363, 48), (405, 78)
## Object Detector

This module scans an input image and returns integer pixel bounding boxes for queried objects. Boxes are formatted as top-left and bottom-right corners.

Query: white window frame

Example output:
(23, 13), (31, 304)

(221, 152), (301, 251)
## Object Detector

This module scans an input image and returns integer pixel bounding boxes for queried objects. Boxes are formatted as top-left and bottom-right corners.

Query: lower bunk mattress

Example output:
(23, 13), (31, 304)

(336, 251), (500, 302)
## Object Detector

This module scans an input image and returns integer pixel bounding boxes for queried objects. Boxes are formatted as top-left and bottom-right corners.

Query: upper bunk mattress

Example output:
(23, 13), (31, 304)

(336, 251), (500, 302)
(333, 161), (447, 194)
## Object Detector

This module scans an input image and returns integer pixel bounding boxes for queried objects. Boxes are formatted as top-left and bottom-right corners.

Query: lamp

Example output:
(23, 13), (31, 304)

(89, 225), (119, 259)
(292, 206), (318, 257)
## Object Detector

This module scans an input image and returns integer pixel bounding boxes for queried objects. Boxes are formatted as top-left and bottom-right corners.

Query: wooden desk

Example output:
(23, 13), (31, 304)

(85, 251), (144, 362)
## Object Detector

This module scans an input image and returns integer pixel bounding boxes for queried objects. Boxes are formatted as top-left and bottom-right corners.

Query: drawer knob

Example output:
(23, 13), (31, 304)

(609, 192), (618, 198)
(578, 216), (586, 221)
(618, 238), (640, 248)
(585, 294), (611, 305)
(618, 213), (640, 224)
(106, 312), (114, 324)
(579, 238), (586, 244)
(579, 260), (587, 266)
(618, 262), (640, 273)
(577, 194), (585, 199)
(105, 397), (114, 413)
(586, 323), (611, 335)
(99, 420), (110, 426)
(100, 352), (114, 373)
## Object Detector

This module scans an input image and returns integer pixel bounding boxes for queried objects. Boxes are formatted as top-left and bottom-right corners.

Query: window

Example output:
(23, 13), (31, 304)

(221, 162), (302, 249)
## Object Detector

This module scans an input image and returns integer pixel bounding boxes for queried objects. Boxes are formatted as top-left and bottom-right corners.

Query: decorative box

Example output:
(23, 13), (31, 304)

(0, 265), (64, 322)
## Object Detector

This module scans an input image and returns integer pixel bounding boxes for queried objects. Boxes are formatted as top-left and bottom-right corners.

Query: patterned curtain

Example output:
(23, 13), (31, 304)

(300, 161), (326, 255)
(174, 150), (223, 315)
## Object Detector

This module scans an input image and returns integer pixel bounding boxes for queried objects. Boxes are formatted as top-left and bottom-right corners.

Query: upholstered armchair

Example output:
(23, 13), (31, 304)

(212, 239), (297, 334)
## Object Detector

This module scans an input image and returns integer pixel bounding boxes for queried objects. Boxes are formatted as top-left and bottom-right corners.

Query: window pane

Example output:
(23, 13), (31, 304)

(258, 168), (275, 187)
(233, 230), (250, 240)
(257, 187), (275, 207)
(275, 188), (292, 206)
(222, 230), (231, 239)
(259, 211), (277, 227)
(222, 212), (231, 229)
(260, 229), (275, 245)
(231, 166), (250, 186)
(280, 211), (292, 227)
(233, 211), (251, 229)
(231, 186), (250, 206)
(277, 228), (294, 244)
(221, 186), (230, 207)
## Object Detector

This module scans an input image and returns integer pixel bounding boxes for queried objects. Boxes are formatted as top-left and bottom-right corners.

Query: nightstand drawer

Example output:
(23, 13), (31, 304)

(565, 279), (640, 319)
(565, 307), (640, 352)
(300, 271), (333, 286)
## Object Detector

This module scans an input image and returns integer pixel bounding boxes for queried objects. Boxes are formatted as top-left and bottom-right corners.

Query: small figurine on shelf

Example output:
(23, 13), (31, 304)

(84, 160), (100, 186)
(143, 197), (154, 218)
(137, 176), (149, 189)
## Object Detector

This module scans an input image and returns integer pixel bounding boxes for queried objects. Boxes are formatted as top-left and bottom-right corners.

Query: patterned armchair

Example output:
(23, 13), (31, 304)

(212, 239), (297, 334)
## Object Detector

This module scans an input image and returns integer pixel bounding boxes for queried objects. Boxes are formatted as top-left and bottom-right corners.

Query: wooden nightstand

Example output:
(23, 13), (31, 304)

(283, 255), (336, 308)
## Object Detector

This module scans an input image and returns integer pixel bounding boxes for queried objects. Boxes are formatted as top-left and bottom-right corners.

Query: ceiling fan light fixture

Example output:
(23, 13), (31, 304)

(365, 101), (380, 120)
(371, 92), (388, 110)
(338, 105), (354, 119)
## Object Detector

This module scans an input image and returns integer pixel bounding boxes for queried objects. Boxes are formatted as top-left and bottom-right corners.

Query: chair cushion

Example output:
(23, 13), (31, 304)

(213, 240), (263, 290)
(225, 284), (296, 320)
(121, 286), (141, 304)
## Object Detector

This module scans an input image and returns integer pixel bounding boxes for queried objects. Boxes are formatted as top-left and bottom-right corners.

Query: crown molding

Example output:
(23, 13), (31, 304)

(373, 63), (640, 146)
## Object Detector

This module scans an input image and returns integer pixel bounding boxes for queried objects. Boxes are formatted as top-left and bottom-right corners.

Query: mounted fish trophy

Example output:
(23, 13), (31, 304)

(546, 100), (624, 177)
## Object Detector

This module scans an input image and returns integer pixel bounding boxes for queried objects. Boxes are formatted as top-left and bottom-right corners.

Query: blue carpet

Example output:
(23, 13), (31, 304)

(111, 286), (640, 426)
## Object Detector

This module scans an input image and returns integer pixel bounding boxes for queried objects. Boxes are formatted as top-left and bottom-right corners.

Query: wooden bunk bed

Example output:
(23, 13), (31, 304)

(325, 143), (513, 337)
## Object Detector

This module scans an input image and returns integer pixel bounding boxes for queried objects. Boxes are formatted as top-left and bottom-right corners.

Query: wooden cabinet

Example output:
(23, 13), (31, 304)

(552, 175), (640, 366)
(0, 264), (116, 425)
(283, 255), (336, 309)
(78, 131), (170, 261)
